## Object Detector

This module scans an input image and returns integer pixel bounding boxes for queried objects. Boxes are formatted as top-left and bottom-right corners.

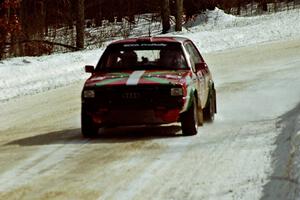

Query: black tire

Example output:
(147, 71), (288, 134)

(203, 88), (216, 122)
(180, 97), (198, 136)
(81, 110), (99, 138)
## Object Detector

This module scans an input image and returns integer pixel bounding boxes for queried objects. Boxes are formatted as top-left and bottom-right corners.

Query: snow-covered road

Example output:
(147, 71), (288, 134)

(0, 38), (299, 200)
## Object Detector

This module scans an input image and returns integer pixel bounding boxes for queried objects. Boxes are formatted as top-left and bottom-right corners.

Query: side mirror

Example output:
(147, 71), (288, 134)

(195, 63), (206, 71)
(85, 65), (95, 73)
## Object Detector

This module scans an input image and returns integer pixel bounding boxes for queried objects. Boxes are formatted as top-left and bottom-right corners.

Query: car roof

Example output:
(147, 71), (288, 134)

(110, 36), (190, 45)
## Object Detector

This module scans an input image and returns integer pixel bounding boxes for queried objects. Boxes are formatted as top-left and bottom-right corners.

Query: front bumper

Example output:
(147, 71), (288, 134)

(83, 106), (181, 127)
(82, 85), (187, 126)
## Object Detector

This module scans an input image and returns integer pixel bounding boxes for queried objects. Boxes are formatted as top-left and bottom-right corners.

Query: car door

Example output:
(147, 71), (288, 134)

(184, 41), (209, 107)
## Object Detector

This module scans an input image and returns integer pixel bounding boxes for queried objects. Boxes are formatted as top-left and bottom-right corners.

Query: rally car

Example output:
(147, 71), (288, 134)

(81, 36), (216, 137)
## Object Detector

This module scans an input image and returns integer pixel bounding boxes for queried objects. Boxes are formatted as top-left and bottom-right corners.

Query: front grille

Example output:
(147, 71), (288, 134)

(90, 85), (183, 109)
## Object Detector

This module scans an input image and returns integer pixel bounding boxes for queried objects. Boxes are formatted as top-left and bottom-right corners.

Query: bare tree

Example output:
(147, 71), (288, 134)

(76, 0), (84, 49)
(175, 0), (183, 31)
(161, 0), (170, 34)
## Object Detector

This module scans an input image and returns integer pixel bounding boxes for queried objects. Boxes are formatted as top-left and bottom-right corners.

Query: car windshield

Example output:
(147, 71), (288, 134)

(96, 43), (188, 71)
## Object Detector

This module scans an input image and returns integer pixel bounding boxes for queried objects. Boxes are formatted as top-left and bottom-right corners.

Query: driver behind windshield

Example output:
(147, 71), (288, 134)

(99, 44), (187, 70)
(159, 48), (187, 69)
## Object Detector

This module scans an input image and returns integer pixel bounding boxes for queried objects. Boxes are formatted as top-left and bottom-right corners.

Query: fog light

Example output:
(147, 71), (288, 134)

(170, 88), (183, 96)
(83, 90), (95, 98)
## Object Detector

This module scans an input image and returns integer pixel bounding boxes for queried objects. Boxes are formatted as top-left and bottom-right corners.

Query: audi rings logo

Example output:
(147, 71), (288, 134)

(122, 92), (141, 99)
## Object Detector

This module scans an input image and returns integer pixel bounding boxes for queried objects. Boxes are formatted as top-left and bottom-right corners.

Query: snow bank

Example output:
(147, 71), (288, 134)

(176, 8), (300, 53)
(1, 8), (300, 102)
(0, 49), (103, 102)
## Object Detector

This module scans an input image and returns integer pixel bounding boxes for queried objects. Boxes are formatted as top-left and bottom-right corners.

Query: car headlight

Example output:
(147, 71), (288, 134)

(83, 90), (95, 98)
(170, 88), (183, 96)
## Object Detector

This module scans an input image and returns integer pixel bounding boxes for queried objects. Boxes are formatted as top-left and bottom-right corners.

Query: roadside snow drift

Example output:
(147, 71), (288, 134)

(0, 8), (299, 102)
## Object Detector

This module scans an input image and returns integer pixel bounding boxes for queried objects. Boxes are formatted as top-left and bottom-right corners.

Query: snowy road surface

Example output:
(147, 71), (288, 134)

(0, 38), (300, 200)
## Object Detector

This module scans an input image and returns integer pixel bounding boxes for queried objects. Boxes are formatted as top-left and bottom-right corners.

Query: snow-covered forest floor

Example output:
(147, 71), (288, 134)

(0, 8), (299, 102)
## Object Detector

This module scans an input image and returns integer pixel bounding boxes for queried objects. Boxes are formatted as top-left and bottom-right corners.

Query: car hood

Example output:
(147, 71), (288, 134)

(85, 70), (192, 87)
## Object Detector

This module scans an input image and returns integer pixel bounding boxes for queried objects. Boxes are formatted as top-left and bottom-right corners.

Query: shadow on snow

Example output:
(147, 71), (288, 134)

(6, 125), (182, 146)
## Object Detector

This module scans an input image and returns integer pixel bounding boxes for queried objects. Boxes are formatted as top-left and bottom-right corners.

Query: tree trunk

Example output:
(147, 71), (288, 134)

(127, 0), (135, 23)
(261, 0), (268, 12)
(175, 0), (183, 32)
(161, 0), (170, 34)
(95, 11), (103, 27)
(76, 0), (85, 49)
(274, 0), (278, 12)
(237, 2), (241, 15)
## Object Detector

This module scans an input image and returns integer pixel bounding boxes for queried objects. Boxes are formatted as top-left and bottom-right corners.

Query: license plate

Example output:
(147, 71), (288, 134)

(121, 92), (141, 99)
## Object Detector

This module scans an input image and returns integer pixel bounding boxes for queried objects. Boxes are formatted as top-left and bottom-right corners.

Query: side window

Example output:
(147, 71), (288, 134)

(184, 43), (194, 67)
(185, 42), (204, 64)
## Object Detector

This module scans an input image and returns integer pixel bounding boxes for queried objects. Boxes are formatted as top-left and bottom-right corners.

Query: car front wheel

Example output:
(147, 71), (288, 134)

(204, 87), (216, 122)
(81, 110), (99, 138)
(180, 97), (199, 136)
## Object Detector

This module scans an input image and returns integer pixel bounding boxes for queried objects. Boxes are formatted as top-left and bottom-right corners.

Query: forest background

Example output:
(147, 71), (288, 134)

(0, 0), (299, 59)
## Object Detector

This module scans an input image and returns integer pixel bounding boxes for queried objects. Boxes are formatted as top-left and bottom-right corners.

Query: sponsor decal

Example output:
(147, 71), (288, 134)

(142, 77), (173, 84)
(95, 78), (126, 86)
(126, 70), (145, 85)
(90, 70), (191, 87)
(123, 43), (167, 47)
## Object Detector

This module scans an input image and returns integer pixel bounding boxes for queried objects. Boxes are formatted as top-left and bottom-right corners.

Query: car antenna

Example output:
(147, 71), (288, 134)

(148, 21), (151, 37)
(148, 14), (152, 37)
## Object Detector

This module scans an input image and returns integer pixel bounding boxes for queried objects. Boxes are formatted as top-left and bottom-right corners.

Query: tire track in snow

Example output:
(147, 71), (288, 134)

(97, 132), (191, 200)
(0, 139), (89, 193)
(261, 102), (300, 200)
